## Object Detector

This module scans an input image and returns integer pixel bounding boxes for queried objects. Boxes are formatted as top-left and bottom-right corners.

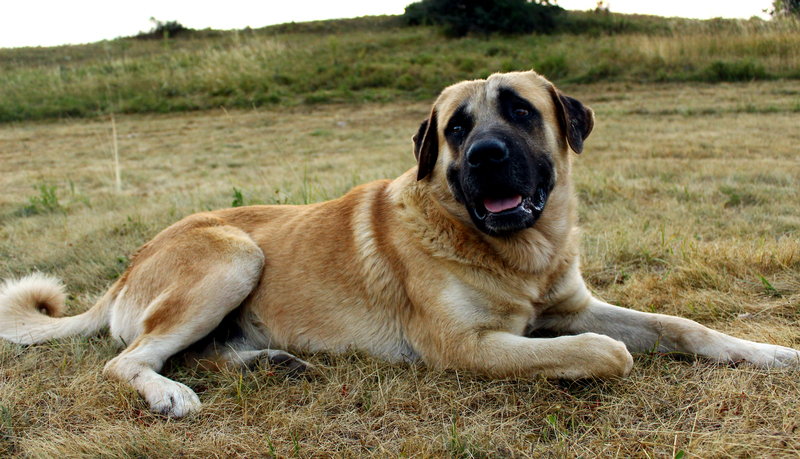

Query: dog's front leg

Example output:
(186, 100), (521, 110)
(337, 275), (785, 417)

(472, 331), (634, 379)
(418, 328), (633, 380)
(538, 287), (800, 368)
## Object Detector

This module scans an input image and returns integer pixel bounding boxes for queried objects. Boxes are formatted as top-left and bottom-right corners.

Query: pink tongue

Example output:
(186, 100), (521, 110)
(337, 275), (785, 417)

(483, 195), (522, 213)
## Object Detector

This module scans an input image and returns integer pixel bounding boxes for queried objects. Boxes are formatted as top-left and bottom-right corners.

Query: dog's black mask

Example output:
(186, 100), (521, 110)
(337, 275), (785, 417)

(446, 128), (556, 236)
(414, 82), (593, 237)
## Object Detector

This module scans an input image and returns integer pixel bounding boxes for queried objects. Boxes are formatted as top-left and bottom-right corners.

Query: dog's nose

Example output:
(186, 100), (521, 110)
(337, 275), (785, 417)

(465, 139), (509, 168)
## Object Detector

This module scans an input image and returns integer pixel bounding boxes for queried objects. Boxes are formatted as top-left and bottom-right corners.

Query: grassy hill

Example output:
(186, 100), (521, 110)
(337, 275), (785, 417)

(1, 12), (799, 123)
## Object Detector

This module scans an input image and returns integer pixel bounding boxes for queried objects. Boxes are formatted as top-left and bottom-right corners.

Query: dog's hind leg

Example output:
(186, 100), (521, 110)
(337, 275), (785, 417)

(189, 343), (316, 378)
(103, 224), (265, 417)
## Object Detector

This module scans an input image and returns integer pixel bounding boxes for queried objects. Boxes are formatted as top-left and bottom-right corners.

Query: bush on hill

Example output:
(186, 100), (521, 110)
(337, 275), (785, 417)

(137, 17), (191, 40)
(768, 0), (800, 18)
(403, 0), (564, 36)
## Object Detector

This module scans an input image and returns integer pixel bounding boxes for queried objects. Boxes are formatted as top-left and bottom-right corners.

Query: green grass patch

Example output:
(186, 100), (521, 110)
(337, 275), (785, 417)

(701, 59), (771, 82)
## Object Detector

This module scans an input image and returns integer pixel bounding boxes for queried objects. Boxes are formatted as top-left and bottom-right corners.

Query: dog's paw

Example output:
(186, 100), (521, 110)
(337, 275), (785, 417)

(584, 333), (634, 378)
(748, 344), (800, 368)
(549, 333), (633, 380)
(145, 380), (202, 418)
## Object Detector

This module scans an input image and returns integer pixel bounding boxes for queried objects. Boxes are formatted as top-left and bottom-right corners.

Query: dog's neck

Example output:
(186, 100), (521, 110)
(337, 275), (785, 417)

(390, 169), (579, 275)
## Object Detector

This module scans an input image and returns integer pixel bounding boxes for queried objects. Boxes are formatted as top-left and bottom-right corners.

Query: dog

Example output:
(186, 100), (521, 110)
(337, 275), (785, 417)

(2, 71), (798, 418)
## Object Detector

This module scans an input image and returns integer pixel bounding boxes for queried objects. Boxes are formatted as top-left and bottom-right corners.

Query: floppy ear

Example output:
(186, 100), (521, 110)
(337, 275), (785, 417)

(412, 110), (438, 180)
(548, 86), (595, 154)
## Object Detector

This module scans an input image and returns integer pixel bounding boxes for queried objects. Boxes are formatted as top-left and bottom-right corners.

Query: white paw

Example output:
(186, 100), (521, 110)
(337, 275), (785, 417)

(145, 380), (202, 418)
(554, 333), (633, 379)
(749, 344), (800, 368)
(586, 333), (634, 378)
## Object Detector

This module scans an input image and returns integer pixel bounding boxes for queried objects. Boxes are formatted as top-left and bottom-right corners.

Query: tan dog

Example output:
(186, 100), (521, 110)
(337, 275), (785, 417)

(2, 71), (798, 418)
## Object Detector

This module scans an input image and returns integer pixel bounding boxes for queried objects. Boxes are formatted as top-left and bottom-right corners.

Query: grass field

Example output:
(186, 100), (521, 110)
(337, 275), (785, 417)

(1, 76), (799, 457)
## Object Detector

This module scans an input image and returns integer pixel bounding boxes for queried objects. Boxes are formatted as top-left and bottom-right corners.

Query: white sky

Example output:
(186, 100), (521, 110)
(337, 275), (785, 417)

(1, 0), (774, 49)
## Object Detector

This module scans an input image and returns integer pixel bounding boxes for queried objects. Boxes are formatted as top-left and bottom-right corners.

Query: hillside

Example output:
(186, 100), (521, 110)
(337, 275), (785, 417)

(1, 13), (799, 123)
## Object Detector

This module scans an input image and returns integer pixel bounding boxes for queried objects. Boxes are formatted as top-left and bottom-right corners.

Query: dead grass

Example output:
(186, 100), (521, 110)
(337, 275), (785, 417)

(1, 80), (799, 457)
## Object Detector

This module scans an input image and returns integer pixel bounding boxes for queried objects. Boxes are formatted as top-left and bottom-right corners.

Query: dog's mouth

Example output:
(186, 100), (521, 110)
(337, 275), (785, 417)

(471, 184), (548, 222)
(446, 134), (556, 236)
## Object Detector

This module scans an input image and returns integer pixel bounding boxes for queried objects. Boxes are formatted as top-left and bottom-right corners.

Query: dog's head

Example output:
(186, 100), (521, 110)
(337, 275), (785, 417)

(413, 71), (594, 236)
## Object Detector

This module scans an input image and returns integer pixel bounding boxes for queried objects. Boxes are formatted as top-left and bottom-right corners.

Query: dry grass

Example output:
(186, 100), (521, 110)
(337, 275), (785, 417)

(1, 80), (799, 457)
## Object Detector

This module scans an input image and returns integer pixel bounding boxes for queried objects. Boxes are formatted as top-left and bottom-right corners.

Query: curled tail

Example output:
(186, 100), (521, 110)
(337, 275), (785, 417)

(0, 273), (112, 345)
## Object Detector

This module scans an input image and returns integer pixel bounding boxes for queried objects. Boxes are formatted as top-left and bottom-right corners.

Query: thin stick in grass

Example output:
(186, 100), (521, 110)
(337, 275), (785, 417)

(111, 114), (121, 193)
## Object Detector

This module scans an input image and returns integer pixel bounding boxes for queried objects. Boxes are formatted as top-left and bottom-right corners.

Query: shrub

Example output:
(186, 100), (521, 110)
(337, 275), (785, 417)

(703, 60), (769, 82)
(767, 0), (800, 18)
(403, 0), (564, 37)
(137, 17), (190, 40)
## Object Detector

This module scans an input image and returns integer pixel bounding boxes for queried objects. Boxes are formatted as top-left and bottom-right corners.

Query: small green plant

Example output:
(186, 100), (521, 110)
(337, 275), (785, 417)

(448, 419), (475, 458)
(24, 184), (63, 215)
(545, 413), (567, 437)
(290, 430), (300, 457)
(719, 185), (760, 208)
(265, 434), (277, 458)
(231, 187), (265, 207)
(760, 275), (781, 297)
(232, 187), (245, 207)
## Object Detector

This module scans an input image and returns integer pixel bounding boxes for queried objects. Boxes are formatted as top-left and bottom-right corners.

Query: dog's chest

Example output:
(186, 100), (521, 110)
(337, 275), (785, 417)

(439, 273), (544, 335)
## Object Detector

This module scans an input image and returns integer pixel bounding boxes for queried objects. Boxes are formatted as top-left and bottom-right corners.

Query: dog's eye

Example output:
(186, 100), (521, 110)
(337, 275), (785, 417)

(451, 125), (463, 133)
(513, 108), (529, 117)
